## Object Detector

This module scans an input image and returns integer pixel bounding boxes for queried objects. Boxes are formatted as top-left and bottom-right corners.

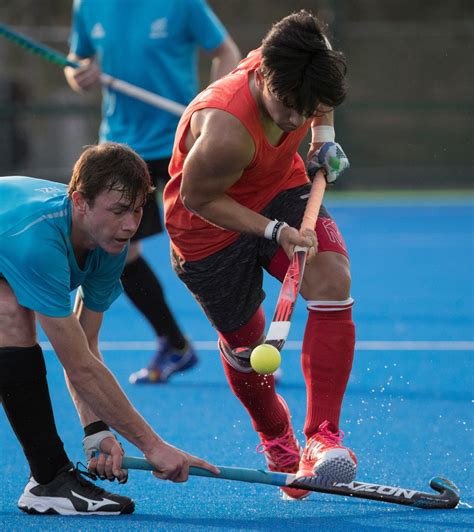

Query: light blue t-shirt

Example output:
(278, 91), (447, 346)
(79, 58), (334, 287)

(70, 0), (228, 160)
(0, 176), (127, 317)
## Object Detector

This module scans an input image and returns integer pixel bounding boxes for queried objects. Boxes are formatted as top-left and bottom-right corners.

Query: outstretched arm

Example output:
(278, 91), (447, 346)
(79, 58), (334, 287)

(64, 292), (105, 427)
(37, 310), (219, 482)
(61, 293), (128, 481)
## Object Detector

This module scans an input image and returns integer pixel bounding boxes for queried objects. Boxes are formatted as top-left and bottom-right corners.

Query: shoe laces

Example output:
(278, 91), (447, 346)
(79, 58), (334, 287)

(74, 462), (108, 496)
(306, 421), (345, 460)
(318, 420), (345, 444)
(256, 429), (300, 469)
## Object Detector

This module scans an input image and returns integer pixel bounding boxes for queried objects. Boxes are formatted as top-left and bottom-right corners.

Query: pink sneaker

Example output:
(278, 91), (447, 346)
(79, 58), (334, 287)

(297, 420), (357, 485)
(256, 396), (309, 500)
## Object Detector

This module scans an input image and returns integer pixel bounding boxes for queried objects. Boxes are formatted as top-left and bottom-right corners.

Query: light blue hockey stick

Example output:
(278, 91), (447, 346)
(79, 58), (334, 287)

(118, 455), (459, 509)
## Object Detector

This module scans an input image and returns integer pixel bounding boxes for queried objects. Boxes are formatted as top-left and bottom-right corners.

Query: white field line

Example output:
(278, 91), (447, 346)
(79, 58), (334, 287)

(39, 340), (474, 351)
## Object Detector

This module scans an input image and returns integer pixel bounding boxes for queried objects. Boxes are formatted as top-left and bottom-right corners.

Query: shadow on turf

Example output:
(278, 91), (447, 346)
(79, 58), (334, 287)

(92, 508), (472, 530)
(1, 501), (472, 529)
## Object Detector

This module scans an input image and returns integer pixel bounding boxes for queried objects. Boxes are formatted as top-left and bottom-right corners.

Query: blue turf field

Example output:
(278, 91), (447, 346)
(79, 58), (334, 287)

(1, 194), (473, 530)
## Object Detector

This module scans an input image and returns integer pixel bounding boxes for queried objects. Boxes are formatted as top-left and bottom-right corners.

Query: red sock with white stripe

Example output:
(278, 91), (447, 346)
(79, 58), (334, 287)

(302, 298), (355, 439)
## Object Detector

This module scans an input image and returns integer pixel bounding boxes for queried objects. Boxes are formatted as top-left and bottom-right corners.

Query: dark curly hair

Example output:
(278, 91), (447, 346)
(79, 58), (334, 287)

(261, 10), (348, 116)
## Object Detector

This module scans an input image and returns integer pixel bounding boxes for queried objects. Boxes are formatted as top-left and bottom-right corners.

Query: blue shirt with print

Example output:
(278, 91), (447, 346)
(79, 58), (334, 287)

(70, 0), (227, 160)
(0, 176), (127, 317)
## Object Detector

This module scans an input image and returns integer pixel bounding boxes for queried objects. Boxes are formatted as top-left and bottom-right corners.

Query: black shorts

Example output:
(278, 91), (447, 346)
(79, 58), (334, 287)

(131, 158), (171, 242)
(171, 184), (346, 333)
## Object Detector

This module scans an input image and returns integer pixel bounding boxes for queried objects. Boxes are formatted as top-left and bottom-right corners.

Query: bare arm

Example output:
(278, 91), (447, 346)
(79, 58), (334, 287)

(63, 292), (106, 427)
(180, 109), (314, 254)
(208, 36), (241, 82)
(37, 310), (219, 480)
(308, 106), (335, 162)
(38, 309), (159, 450)
(181, 109), (269, 236)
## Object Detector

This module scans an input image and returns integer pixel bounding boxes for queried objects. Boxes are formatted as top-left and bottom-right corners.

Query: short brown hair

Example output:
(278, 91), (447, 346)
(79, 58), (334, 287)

(68, 143), (154, 207)
(261, 10), (348, 116)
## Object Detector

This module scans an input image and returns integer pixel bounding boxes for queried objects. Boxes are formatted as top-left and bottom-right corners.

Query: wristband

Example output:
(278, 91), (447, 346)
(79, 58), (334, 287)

(275, 222), (288, 244)
(311, 125), (335, 144)
(84, 420), (110, 437)
(264, 220), (288, 243)
(264, 220), (278, 240)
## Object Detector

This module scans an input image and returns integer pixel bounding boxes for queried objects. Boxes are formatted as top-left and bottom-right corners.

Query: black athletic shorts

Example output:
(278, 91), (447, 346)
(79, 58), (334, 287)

(171, 184), (347, 333)
(131, 158), (171, 242)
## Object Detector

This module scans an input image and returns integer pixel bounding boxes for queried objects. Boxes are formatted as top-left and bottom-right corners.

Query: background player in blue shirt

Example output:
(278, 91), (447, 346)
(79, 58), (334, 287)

(65, 0), (241, 384)
(0, 143), (218, 516)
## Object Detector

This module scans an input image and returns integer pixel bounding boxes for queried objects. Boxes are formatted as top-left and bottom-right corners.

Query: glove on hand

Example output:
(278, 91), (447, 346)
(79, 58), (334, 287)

(83, 430), (116, 462)
(307, 142), (350, 183)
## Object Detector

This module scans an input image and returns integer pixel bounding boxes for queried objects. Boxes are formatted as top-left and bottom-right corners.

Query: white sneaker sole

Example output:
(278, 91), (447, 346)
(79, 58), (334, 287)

(18, 493), (124, 516)
(312, 448), (357, 486)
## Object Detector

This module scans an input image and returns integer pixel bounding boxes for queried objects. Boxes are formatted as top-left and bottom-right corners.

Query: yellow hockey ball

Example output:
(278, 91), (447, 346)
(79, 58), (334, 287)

(250, 344), (281, 375)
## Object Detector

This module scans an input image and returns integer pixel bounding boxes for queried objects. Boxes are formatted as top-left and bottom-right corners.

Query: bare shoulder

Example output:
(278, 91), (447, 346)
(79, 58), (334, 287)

(188, 108), (255, 172)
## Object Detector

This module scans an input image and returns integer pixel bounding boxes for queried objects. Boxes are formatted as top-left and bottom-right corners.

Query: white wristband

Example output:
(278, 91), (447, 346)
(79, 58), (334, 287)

(264, 220), (278, 240)
(275, 222), (288, 244)
(312, 125), (335, 143)
(264, 220), (288, 243)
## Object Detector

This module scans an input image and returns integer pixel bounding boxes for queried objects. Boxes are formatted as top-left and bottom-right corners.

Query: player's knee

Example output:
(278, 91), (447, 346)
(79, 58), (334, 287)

(321, 264), (351, 300)
(303, 252), (351, 301)
(218, 306), (266, 372)
(0, 344), (46, 388)
(218, 306), (266, 350)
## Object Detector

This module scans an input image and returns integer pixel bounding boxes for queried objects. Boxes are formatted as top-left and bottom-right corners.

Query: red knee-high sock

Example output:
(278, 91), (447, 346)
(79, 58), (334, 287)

(220, 354), (289, 437)
(302, 306), (355, 439)
(218, 306), (289, 438)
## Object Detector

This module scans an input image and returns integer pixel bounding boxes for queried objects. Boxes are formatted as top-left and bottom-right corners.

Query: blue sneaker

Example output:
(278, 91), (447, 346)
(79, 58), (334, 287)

(129, 339), (198, 384)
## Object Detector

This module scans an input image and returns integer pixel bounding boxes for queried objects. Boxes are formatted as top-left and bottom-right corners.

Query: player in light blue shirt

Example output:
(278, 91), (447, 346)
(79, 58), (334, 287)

(0, 176), (127, 317)
(65, 0), (241, 385)
(67, 0), (237, 159)
(0, 143), (218, 516)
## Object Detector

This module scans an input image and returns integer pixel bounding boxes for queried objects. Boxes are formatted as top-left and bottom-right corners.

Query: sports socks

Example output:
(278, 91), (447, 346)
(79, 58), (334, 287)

(302, 300), (356, 438)
(218, 307), (289, 437)
(0, 344), (70, 484)
(121, 255), (186, 350)
(220, 354), (290, 437)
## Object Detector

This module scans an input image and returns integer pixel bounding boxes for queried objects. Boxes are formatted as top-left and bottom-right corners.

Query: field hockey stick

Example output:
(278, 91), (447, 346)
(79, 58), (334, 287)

(265, 170), (326, 350)
(0, 23), (185, 116)
(117, 455), (459, 509)
(231, 170), (326, 363)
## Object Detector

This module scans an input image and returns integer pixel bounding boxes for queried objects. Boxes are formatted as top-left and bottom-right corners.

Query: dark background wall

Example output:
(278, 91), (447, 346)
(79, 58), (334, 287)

(0, 0), (472, 189)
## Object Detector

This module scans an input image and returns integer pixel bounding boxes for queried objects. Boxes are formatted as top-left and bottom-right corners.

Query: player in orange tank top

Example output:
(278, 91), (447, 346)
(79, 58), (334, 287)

(163, 10), (357, 498)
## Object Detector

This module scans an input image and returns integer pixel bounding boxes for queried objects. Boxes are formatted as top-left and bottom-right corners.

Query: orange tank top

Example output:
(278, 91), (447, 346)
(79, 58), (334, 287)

(164, 49), (310, 261)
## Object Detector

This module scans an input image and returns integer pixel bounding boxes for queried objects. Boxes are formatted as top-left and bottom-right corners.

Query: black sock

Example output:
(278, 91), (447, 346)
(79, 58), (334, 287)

(121, 256), (186, 349)
(0, 345), (70, 484)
